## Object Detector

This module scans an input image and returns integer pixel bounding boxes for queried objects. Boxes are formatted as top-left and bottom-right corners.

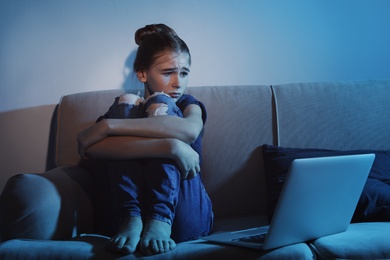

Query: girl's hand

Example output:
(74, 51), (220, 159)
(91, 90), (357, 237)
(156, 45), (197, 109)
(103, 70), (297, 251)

(77, 120), (109, 158)
(171, 140), (200, 180)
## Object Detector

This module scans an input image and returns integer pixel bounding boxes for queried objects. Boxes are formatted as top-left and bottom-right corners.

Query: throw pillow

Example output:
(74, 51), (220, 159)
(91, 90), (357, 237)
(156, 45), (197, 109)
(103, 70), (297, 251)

(262, 144), (390, 223)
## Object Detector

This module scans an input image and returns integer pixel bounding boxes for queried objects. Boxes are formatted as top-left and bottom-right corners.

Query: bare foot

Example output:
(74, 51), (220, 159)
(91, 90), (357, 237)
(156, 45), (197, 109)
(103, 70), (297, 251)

(140, 219), (176, 255)
(106, 216), (143, 254)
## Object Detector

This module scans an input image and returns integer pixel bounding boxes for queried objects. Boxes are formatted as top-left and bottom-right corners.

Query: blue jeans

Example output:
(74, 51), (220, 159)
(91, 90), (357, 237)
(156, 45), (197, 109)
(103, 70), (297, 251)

(144, 92), (183, 117)
(108, 159), (213, 242)
(106, 93), (213, 242)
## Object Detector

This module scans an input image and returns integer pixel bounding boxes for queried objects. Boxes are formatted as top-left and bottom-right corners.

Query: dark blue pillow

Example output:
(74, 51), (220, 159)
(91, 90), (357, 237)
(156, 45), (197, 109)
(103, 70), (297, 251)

(262, 144), (390, 222)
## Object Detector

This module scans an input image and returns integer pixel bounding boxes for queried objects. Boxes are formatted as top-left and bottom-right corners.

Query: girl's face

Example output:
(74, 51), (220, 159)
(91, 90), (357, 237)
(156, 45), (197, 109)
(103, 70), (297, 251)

(137, 51), (190, 102)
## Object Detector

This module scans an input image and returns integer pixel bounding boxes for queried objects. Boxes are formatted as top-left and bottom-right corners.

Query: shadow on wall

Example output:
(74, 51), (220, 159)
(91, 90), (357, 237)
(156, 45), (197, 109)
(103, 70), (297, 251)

(47, 47), (143, 176)
(121, 49), (144, 92)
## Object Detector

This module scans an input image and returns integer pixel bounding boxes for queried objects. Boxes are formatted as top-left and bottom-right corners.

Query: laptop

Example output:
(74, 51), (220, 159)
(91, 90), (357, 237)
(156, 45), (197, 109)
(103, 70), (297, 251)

(202, 153), (375, 250)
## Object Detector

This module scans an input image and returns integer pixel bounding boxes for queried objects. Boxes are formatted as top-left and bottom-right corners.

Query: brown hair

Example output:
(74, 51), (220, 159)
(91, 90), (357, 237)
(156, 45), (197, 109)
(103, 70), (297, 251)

(133, 24), (191, 72)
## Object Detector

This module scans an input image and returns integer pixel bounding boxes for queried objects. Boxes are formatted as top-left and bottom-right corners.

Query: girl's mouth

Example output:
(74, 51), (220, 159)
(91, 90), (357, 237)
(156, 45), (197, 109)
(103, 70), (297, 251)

(169, 93), (181, 99)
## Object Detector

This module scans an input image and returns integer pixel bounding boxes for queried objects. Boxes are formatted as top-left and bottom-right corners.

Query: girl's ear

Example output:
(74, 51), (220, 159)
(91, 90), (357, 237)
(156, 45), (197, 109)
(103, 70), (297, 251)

(137, 71), (147, 83)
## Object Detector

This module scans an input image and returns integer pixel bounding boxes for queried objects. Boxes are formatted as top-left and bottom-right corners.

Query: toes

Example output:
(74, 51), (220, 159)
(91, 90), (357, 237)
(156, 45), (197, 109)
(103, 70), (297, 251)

(105, 217), (143, 254)
(140, 238), (176, 255)
(140, 240), (157, 256)
(156, 240), (165, 253)
(168, 239), (176, 251)
(121, 244), (136, 255)
(121, 239), (139, 255)
(140, 240), (153, 256)
(107, 237), (125, 253)
(107, 236), (139, 255)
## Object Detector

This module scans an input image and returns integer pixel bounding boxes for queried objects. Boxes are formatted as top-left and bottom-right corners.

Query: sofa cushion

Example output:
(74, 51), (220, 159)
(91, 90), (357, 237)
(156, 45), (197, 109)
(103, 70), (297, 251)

(272, 80), (390, 150)
(0, 167), (94, 241)
(0, 174), (62, 241)
(310, 222), (390, 259)
(0, 237), (114, 260)
(261, 144), (390, 222)
(0, 235), (315, 260)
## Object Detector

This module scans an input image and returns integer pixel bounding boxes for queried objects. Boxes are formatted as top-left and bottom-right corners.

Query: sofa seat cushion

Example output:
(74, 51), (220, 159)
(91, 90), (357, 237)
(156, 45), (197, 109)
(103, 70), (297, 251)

(310, 222), (390, 259)
(0, 234), (315, 260)
(261, 144), (390, 223)
(0, 216), (315, 259)
(0, 236), (115, 260)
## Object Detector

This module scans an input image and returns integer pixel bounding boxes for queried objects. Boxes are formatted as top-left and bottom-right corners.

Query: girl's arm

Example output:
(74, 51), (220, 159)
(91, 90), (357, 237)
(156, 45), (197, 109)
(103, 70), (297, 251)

(78, 104), (203, 154)
(108, 104), (202, 141)
(85, 136), (200, 179)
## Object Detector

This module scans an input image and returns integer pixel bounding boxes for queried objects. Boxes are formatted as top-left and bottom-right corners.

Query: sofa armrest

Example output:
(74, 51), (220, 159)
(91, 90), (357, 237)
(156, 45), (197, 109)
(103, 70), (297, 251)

(0, 166), (94, 241)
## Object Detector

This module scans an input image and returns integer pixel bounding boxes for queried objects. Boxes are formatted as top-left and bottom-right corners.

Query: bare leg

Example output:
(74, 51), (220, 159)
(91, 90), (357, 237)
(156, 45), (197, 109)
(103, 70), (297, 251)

(106, 216), (143, 254)
(140, 219), (176, 255)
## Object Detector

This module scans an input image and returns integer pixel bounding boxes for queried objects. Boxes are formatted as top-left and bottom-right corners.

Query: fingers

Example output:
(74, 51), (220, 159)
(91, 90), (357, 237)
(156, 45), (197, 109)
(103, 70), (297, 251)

(183, 164), (201, 180)
(77, 134), (89, 159)
(195, 164), (200, 173)
(76, 121), (107, 159)
(77, 139), (85, 158)
(180, 172), (189, 180)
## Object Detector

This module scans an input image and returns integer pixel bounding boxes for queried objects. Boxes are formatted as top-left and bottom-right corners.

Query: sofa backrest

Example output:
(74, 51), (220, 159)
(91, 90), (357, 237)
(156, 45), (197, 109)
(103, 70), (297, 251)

(56, 79), (390, 221)
(273, 80), (390, 150)
(56, 85), (275, 219)
(187, 86), (274, 218)
(56, 89), (124, 166)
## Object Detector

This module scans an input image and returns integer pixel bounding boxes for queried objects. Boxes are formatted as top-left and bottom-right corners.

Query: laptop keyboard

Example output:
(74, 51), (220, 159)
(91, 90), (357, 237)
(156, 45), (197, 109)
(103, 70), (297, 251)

(232, 233), (266, 244)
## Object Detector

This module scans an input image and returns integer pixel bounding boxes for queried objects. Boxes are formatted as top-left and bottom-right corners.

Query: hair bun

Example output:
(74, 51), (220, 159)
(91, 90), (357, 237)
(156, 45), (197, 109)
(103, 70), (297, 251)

(135, 24), (177, 45)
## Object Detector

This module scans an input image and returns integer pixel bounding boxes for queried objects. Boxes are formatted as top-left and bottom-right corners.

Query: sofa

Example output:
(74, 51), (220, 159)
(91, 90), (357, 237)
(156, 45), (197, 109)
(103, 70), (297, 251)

(1, 79), (390, 259)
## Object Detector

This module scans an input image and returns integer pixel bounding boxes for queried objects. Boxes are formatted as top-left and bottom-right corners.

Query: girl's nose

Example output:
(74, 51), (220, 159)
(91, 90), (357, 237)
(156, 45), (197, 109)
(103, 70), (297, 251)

(172, 75), (180, 88)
